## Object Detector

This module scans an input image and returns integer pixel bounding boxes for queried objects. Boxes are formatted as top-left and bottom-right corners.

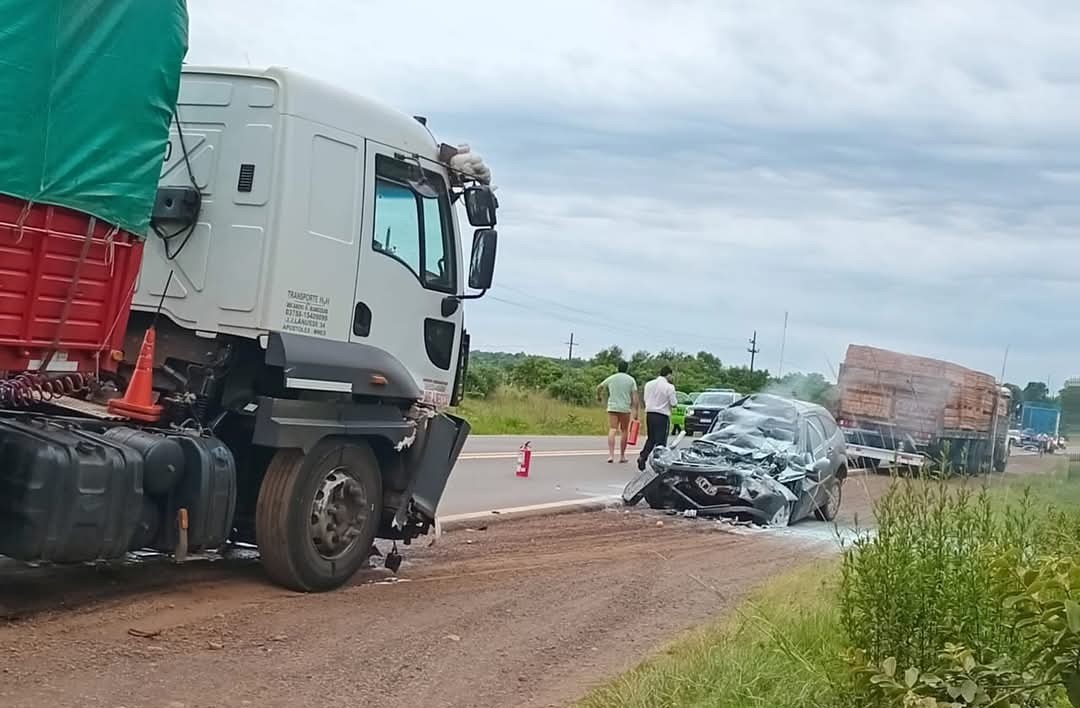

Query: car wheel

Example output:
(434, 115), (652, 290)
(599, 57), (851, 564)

(814, 479), (843, 522)
(643, 486), (668, 510)
(768, 501), (792, 528)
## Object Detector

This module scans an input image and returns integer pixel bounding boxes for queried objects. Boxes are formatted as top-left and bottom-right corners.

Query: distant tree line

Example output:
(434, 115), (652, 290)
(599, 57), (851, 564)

(464, 346), (838, 408)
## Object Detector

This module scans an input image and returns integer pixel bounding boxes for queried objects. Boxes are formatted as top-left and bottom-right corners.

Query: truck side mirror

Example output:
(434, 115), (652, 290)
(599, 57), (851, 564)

(464, 186), (497, 227)
(468, 229), (497, 291)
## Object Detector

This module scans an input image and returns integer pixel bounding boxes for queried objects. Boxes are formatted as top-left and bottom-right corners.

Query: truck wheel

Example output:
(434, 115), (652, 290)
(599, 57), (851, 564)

(255, 439), (382, 592)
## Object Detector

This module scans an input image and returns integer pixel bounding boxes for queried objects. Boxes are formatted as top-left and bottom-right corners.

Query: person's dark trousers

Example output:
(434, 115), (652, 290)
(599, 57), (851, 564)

(637, 412), (670, 470)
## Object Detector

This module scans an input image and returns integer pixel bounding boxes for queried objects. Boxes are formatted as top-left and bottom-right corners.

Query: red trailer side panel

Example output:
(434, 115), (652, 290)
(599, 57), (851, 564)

(0, 195), (143, 373)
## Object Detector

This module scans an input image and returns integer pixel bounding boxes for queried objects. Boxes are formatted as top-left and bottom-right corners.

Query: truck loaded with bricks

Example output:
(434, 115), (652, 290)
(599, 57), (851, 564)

(835, 345), (1010, 475)
(0, 1), (499, 591)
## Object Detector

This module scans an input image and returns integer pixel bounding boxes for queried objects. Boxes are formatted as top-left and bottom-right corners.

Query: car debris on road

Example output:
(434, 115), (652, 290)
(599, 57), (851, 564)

(622, 394), (847, 527)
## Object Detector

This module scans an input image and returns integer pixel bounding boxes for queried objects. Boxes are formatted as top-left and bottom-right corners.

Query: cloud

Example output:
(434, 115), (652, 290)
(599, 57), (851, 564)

(186, 0), (1080, 387)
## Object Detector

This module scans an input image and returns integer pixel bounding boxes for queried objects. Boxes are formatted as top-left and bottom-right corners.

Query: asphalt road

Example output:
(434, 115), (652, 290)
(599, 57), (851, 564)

(438, 435), (643, 517)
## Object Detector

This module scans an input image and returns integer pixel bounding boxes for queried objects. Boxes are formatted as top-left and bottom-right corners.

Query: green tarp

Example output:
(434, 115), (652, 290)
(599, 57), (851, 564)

(0, 1), (188, 234)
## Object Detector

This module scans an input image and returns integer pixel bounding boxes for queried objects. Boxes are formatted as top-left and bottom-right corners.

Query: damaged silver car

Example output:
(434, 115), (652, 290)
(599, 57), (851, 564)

(623, 394), (847, 526)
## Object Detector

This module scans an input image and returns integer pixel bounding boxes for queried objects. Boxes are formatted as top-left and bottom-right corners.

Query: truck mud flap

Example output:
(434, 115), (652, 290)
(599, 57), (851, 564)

(409, 413), (470, 521)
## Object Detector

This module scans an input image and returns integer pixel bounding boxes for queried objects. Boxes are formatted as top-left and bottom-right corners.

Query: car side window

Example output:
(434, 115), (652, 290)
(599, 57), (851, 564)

(371, 155), (457, 294)
(816, 414), (838, 440)
(806, 418), (827, 455)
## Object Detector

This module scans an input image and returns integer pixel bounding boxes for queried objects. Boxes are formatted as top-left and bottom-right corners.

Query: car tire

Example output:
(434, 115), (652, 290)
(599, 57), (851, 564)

(256, 439), (382, 593)
(643, 486), (668, 510)
(814, 479), (843, 522)
(768, 501), (793, 527)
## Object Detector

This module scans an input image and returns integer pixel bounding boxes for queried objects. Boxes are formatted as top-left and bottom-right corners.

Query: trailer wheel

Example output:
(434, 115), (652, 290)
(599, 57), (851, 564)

(255, 439), (382, 592)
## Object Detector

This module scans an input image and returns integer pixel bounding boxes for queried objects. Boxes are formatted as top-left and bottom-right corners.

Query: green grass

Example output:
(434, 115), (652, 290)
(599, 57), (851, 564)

(993, 457), (1075, 506)
(453, 388), (610, 435)
(578, 564), (847, 708)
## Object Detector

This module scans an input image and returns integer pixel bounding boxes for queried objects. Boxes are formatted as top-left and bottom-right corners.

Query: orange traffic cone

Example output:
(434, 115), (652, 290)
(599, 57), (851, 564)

(108, 327), (162, 423)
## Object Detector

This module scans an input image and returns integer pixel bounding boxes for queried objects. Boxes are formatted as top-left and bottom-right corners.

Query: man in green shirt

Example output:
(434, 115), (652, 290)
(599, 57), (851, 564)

(596, 361), (639, 464)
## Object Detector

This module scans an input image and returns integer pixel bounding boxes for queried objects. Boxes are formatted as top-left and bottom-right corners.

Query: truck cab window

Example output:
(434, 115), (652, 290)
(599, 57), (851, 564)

(421, 194), (452, 291)
(372, 154), (456, 294)
(373, 181), (421, 275)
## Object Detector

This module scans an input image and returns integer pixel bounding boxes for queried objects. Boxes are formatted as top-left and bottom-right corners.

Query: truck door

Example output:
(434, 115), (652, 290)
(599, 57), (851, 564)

(351, 145), (463, 407)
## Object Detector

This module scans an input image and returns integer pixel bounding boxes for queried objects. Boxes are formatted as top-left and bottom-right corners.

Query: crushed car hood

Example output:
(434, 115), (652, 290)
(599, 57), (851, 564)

(624, 395), (815, 522)
(652, 394), (808, 482)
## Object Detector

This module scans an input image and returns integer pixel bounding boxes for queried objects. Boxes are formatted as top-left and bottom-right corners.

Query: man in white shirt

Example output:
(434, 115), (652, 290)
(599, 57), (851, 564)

(637, 365), (678, 471)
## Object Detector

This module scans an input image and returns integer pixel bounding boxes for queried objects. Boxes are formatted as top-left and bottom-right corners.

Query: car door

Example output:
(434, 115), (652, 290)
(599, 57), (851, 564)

(780, 415), (819, 520)
(815, 414), (846, 477)
(351, 144), (464, 408)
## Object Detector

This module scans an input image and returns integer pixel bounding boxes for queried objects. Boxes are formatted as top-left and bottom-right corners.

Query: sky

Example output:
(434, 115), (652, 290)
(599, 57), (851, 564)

(187, 0), (1080, 388)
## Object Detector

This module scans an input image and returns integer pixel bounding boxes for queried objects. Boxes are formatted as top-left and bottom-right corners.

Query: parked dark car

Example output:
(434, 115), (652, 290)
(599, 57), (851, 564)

(623, 394), (848, 526)
(683, 390), (739, 435)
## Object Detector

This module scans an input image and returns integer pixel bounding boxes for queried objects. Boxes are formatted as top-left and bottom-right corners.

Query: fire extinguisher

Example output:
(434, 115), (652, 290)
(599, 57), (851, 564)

(627, 418), (640, 446)
(516, 441), (532, 478)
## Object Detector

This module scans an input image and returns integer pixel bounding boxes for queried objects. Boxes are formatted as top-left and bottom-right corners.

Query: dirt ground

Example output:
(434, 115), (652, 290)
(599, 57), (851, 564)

(0, 452), (1061, 708)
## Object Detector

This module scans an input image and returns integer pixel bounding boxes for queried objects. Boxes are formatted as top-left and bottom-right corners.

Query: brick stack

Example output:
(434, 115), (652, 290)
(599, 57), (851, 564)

(837, 345), (1004, 435)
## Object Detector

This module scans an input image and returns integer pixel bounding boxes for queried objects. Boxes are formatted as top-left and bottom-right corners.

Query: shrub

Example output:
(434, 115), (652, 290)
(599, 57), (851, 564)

(840, 481), (1039, 671)
(465, 362), (502, 399)
(840, 476), (1080, 707)
(548, 372), (593, 406)
(509, 356), (566, 390)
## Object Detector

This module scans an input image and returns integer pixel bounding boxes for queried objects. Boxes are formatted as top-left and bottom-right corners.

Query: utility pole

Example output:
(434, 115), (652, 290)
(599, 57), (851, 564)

(747, 330), (760, 373)
(566, 332), (577, 362)
(777, 311), (788, 378)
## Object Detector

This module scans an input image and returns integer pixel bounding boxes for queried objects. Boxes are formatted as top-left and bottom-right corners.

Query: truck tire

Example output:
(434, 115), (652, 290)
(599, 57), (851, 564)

(255, 438), (383, 592)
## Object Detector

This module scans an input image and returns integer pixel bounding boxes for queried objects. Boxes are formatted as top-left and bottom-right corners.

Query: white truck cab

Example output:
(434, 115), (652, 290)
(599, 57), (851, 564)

(137, 66), (496, 406)
(114, 66), (498, 591)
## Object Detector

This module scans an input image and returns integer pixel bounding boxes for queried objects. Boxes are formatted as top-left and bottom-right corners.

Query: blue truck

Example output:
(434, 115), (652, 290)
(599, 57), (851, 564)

(1019, 403), (1061, 438)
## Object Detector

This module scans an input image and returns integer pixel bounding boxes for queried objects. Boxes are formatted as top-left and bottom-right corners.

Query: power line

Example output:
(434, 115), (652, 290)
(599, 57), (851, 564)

(496, 284), (749, 347)
(485, 293), (748, 354)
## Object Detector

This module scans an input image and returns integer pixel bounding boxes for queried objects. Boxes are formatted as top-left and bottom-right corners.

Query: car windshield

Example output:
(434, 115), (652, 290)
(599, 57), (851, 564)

(695, 392), (735, 407)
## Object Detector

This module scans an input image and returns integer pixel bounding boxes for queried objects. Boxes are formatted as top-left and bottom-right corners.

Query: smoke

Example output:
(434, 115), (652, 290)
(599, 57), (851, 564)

(760, 371), (837, 407)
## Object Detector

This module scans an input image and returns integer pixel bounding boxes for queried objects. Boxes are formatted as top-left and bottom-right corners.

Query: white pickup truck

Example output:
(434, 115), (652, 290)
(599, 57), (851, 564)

(842, 427), (925, 472)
